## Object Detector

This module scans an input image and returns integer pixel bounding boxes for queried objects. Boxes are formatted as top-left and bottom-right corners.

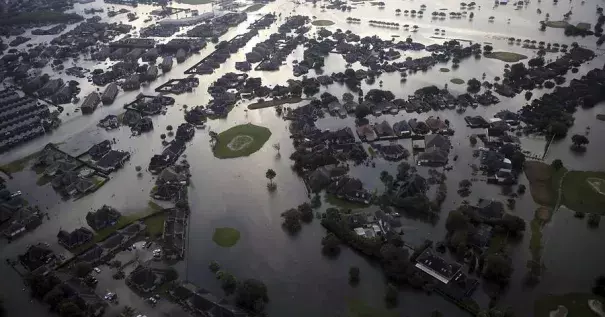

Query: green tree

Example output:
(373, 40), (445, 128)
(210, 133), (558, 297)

(298, 203), (313, 223)
(235, 279), (269, 313)
(380, 171), (394, 191)
(548, 122), (568, 139)
(384, 283), (398, 306)
(58, 300), (84, 317)
(266, 169), (276, 185)
(349, 266), (360, 284)
(483, 254), (513, 285)
(321, 233), (341, 256)
(571, 134), (589, 151)
(396, 161), (413, 180)
(281, 208), (302, 234)
(209, 261), (221, 273)
(551, 159), (563, 170)
(445, 209), (470, 232)
(220, 272), (237, 295)
(120, 306), (136, 317)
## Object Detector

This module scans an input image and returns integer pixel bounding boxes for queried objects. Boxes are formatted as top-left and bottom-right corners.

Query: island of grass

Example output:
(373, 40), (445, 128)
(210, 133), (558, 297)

(176, 0), (213, 4)
(525, 161), (605, 214)
(213, 123), (271, 159)
(450, 78), (465, 85)
(248, 97), (303, 110)
(213, 227), (241, 247)
(0, 150), (41, 174)
(312, 19), (335, 26)
(543, 20), (570, 28)
(440, 68), (451, 72)
(244, 3), (264, 12)
(535, 293), (605, 317)
(485, 51), (528, 63)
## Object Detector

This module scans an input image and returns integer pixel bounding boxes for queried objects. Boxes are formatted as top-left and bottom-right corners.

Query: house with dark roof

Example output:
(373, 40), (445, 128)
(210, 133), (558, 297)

(3, 206), (42, 239)
(425, 116), (447, 132)
(57, 227), (94, 250)
(393, 120), (411, 136)
(88, 140), (112, 160)
(77, 244), (104, 263)
(61, 277), (107, 317)
(19, 243), (55, 271)
(414, 248), (462, 284)
(157, 166), (189, 186)
(356, 124), (377, 141)
(127, 264), (174, 294)
(408, 119), (430, 135)
(96, 150), (130, 173)
(425, 134), (450, 152)
(86, 205), (121, 231)
(374, 143), (409, 161)
(476, 199), (505, 219)
(374, 120), (395, 138)
(417, 147), (448, 166)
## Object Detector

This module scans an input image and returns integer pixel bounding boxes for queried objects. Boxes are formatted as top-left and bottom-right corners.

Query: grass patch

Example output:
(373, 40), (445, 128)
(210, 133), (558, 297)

(325, 193), (367, 209)
(347, 299), (398, 317)
(212, 227), (241, 247)
(485, 51), (528, 63)
(529, 216), (544, 261)
(450, 78), (465, 85)
(0, 151), (40, 174)
(213, 123), (271, 159)
(244, 3), (264, 12)
(144, 212), (167, 238)
(312, 19), (335, 26)
(36, 175), (53, 187)
(543, 20), (570, 28)
(559, 170), (605, 214)
(534, 293), (605, 317)
(440, 68), (451, 72)
(176, 0), (213, 4)
(367, 146), (376, 158)
(247, 97), (303, 110)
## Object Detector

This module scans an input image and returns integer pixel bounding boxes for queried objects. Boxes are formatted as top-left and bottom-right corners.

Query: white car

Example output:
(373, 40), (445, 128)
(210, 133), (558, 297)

(10, 191), (21, 198)
(93, 267), (101, 273)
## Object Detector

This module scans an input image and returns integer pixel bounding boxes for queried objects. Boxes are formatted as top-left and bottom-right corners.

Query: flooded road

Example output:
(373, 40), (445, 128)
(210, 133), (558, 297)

(1, 0), (605, 316)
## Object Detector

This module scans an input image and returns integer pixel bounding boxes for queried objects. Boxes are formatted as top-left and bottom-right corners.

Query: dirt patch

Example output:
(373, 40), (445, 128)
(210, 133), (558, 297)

(226, 135), (254, 151)
(524, 161), (555, 206)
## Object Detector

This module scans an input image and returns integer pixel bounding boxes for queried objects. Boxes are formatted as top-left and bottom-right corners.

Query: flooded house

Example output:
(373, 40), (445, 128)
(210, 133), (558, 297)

(95, 150), (130, 173)
(18, 243), (56, 271)
(176, 48), (187, 63)
(122, 74), (140, 91)
(37, 78), (64, 97)
(160, 56), (173, 72)
(101, 83), (119, 105)
(81, 91), (101, 114)
(57, 227), (94, 250)
(86, 205), (121, 231)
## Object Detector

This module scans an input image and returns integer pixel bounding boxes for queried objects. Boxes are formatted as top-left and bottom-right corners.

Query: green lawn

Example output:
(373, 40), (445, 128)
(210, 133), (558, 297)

(347, 299), (398, 317)
(485, 51), (528, 63)
(559, 170), (605, 214)
(247, 97), (303, 110)
(244, 3), (264, 12)
(325, 193), (367, 209)
(0, 151), (40, 174)
(36, 175), (53, 187)
(535, 293), (604, 317)
(144, 212), (167, 238)
(213, 124), (271, 159)
(212, 227), (241, 247)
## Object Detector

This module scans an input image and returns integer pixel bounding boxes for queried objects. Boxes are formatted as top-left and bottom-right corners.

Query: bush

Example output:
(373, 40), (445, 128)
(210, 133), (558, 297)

(235, 279), (269, 314)
(321, 233), (341, 257)
(385, 283), (398, 306)
(551, 159), (564, 170)
(588, 213), (601, 228)
(209, 261), (221, 273)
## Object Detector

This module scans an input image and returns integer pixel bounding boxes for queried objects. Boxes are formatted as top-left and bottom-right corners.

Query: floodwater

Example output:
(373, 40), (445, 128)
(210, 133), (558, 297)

(1, 0), (605, 316)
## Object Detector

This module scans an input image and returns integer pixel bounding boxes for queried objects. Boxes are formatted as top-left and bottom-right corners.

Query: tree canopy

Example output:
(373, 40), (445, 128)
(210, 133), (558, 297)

(235, 279), (269, 313)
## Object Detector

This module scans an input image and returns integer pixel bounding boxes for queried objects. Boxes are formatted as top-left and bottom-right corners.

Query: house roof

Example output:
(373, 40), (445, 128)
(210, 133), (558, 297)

(425, 134), (450, 152)
(374, 120), (394, 137)
(415, 249), (461, 284)
(19, 243), (54, 271)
